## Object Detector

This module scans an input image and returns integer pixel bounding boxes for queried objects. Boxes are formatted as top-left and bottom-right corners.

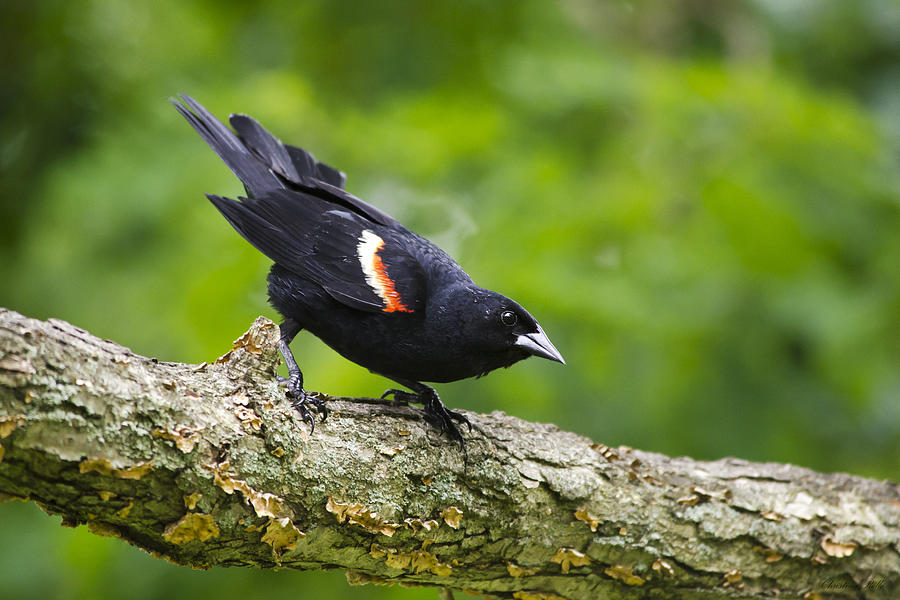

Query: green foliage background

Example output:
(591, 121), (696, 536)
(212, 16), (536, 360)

(2, 1), (899, 598)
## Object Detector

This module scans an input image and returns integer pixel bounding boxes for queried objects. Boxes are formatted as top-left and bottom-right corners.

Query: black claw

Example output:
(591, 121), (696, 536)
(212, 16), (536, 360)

(394, 386), (469, 449)
(282, 375), (327, 433)
(308, 393), (329, 421)
(450, 410), (473, 432)
(291, 392), (317, 434)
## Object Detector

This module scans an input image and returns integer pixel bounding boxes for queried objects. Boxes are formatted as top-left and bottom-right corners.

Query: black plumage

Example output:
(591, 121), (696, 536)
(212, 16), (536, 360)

(173, 95), (564, 445)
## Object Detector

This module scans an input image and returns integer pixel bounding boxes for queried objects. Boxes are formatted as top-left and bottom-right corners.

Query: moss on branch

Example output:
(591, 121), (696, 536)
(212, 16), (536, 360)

(1, 308), (898, 599)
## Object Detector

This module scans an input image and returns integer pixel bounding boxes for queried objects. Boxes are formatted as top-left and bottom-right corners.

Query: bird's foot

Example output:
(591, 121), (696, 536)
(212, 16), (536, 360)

(382, 387), (471, 448)
(279, 375), (328, 433)
(380, 388), (414, 405)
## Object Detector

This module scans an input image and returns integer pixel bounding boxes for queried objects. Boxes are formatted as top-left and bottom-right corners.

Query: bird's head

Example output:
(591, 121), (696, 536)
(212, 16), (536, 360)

(446, 286), (565, 367)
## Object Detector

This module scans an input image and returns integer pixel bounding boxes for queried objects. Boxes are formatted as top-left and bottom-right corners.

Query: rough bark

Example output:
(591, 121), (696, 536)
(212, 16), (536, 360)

(0, 307), (898, 599)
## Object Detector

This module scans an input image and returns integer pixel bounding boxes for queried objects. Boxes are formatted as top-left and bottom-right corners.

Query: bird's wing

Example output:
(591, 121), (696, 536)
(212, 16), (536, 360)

(174, 95), (423, 312)
(172, 94), (396, 227)
(208, 190), (425, 314)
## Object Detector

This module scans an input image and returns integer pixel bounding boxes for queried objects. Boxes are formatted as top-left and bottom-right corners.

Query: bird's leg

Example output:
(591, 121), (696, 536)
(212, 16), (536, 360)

(382, 381), (471, 447)
(278, 318), (327, 431)
(380, 388), (415, 405)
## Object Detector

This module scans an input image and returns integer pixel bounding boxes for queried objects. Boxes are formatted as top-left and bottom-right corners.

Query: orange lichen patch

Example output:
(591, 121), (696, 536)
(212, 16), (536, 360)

(324, 495), (356, 521)
(162, 513), (220, 545)
(261, 516), (305, 555)
(692, 485), (732, 502)
(370, 542), (452, 576)
(0, 414), (26, 438)
(507, 562), (539, 577)
(184, 493), (202, 510)
(441, 506), (463, 529)
(573, 507), (601, 532)
(114, 463), (153, 480)
(326, 496), (400, 536)
(79, 458), (114, 476)
(821, 538), (858, 558)
(403, 518), (439, 532)
(604, 564), (645, 586)
(152, 426), (202, 453)
(234, 406), (263, 431)
(550, 548), (590, 574)
(591, 442), (618, 461)
(212, 465), (288, 519)
(231, 322), (277, 354)
(651, 558), (675, 577)
(79, 458), (152, 480)
(723, 570), (742, 587)
(753, 545), (784, 562)
(676, 494), (700, 506)
(408, 551), (452, 577)
(244, 521), (266, 533)
(117, 501), (134, 518)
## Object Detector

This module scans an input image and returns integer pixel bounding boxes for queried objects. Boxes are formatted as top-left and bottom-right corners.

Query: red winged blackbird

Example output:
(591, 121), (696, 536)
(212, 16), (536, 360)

(172, 95), (564, 445)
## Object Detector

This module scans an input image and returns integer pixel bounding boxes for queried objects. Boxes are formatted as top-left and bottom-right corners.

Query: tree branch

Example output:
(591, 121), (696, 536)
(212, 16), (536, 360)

(0, 307), (898, 599)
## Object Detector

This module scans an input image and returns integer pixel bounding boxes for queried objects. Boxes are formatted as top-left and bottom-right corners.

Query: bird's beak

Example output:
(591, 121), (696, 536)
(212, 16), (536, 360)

(515, 325), (565, 365)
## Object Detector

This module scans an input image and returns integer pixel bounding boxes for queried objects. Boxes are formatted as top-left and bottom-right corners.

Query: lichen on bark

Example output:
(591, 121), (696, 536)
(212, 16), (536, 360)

(1, 307), (898, 599)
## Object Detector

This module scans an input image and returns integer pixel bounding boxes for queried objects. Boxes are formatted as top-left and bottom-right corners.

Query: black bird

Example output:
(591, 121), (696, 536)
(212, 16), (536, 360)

(172, 95), (564, 445)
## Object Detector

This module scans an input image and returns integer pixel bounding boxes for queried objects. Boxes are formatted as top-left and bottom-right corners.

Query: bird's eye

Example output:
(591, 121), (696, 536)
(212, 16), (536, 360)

(500, 310), (517, 327)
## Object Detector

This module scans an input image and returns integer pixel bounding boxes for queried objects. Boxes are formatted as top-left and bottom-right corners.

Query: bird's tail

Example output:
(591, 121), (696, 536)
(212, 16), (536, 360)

(171, 95), (279, 196)
(228, 113), (346, 189)
(171, 94), (346, 196)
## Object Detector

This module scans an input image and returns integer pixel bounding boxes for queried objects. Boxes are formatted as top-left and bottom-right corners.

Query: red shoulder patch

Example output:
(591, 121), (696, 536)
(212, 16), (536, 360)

(357, 230), (414, 313)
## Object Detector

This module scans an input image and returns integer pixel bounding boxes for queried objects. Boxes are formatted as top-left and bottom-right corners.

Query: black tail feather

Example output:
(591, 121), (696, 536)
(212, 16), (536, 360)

(229, 114), (303, 183)
(229, 113), (347, 189)
(287, 145), (347, 188)
(175, 94), (396, 227)
(171, 95), (279, 196)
